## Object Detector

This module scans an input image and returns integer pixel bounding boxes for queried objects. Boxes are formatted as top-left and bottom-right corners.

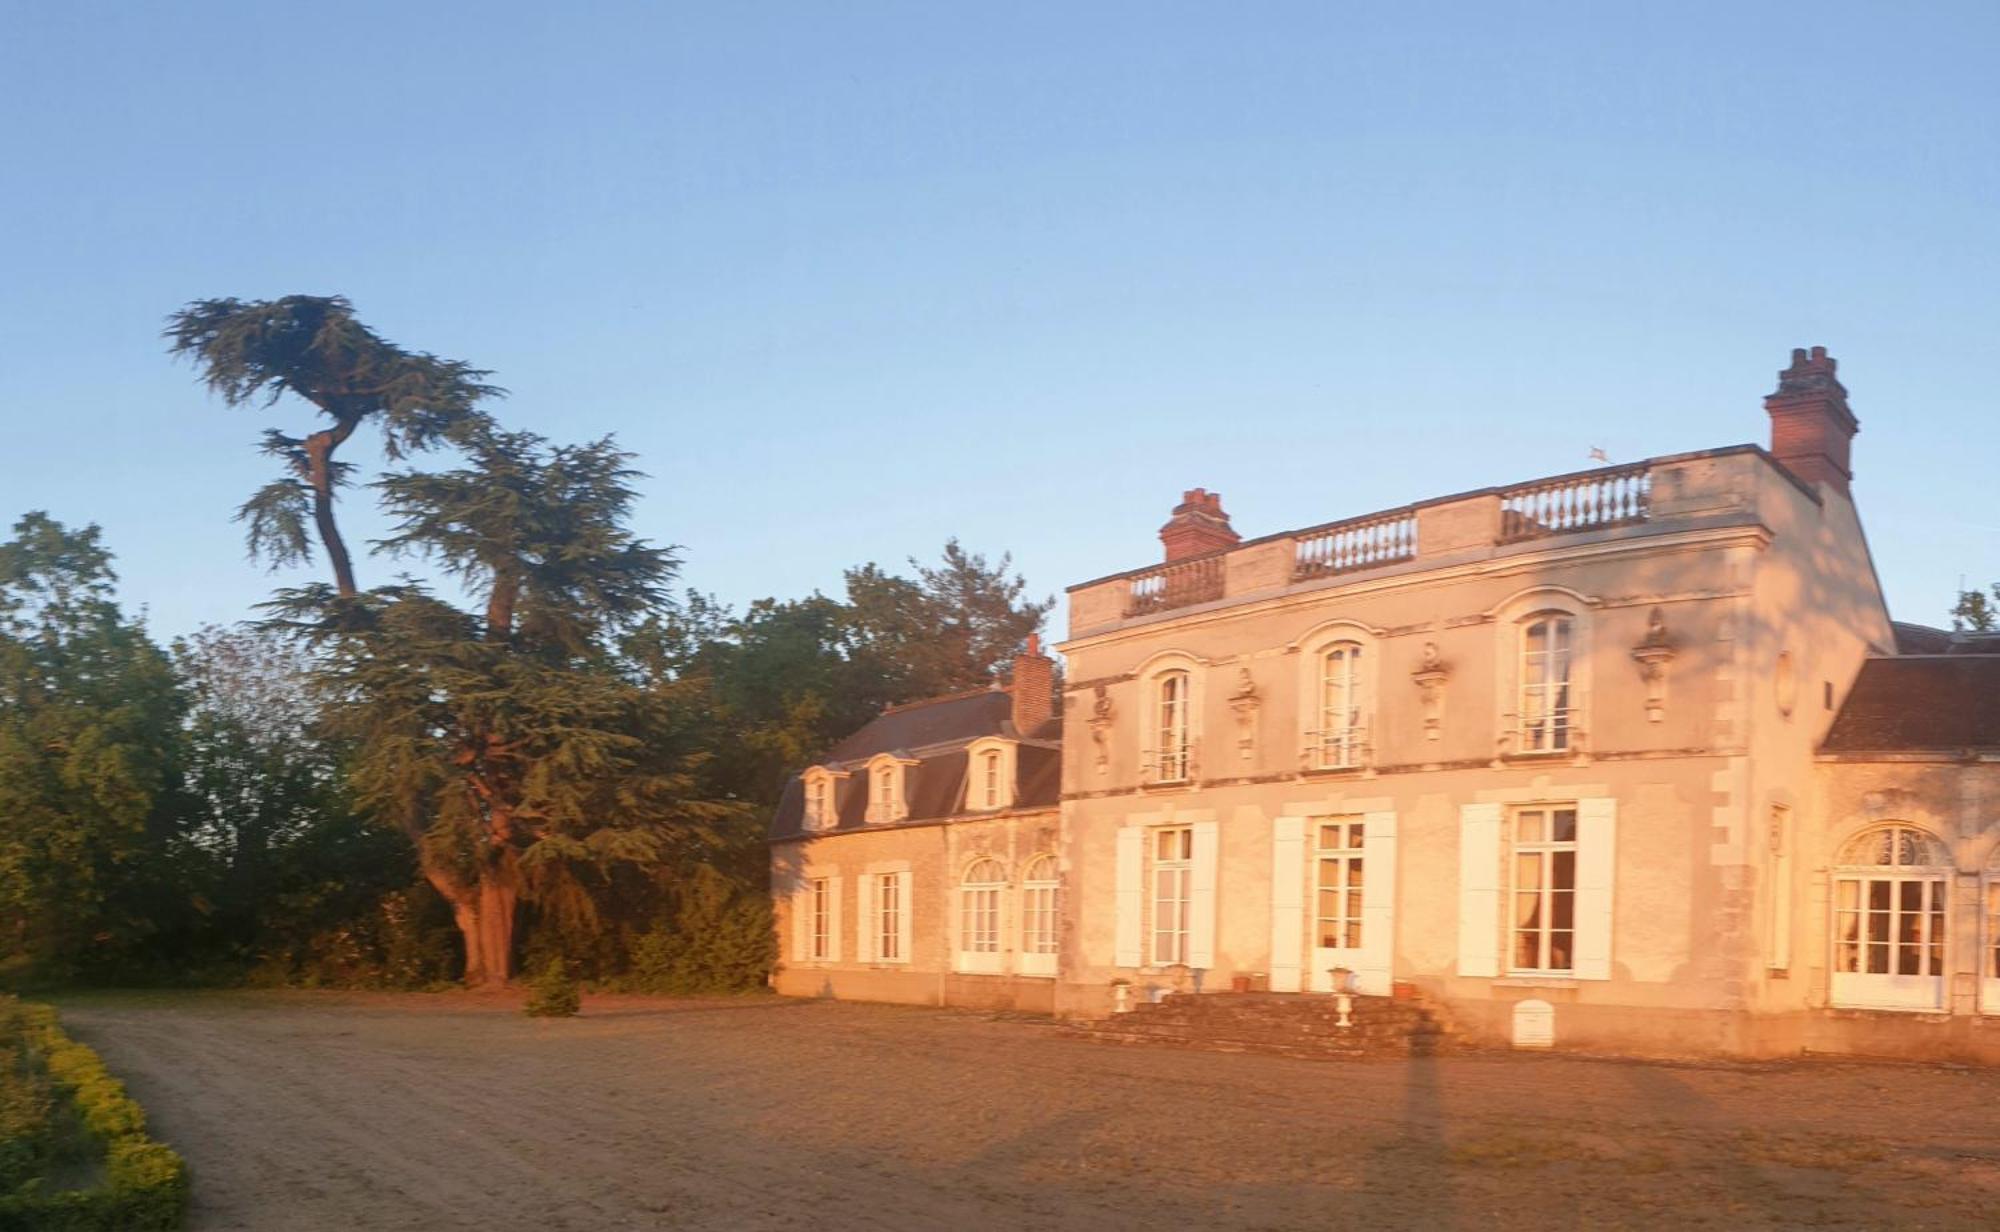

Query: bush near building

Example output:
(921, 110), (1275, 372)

(0, 997), (187, 1231)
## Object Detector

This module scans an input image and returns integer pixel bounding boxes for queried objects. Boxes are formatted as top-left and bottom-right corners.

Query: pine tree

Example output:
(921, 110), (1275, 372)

(166, 296), (499, 596)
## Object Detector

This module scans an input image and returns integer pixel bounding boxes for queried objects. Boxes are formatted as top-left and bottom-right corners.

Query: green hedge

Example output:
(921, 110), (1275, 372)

(0, 999), (188, 1231)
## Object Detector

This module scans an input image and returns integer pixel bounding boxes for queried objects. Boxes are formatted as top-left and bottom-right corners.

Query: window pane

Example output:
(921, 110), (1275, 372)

(1515, 853), (1541, 891)
(1551, 889), (1574, 931)
(1552, 809), (1578, 844)
(1516, 811), (1544, 844)
(1869, 881), (1891, 911)
(1549, 931), (1573, 970)
(1551, 850), (1576, 890)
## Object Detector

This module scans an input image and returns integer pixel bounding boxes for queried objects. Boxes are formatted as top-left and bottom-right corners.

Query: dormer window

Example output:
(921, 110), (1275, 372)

(800, 767), (844, 831)
(864, 755), (914, 824)
(964, 737), (1017, 811)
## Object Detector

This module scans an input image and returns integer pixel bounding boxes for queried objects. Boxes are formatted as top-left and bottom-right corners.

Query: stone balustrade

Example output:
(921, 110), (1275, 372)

(1070, 446), (1782, 637)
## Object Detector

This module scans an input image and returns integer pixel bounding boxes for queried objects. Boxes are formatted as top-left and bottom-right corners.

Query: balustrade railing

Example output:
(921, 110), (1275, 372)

(1293, 510), (1417, 580)
(1301, 727), (1370, 772)
(1125, 555), (1225, 617)
(1499, 464), (1651, 543)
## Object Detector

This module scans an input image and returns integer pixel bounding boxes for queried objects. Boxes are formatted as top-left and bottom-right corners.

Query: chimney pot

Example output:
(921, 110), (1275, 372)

(1159, 487), (1242, 561)
(1765, 345), (1858, 496)
(1009, 638), (1055, 736)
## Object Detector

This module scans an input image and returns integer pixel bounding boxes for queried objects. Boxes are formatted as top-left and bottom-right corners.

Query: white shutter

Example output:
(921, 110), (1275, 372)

(860, 874), (876, 963)
(1268, 815), (1306, 992)
(1457, 802), (1503, 977)
(827, 874), (843, 963)
(1114, 828), (1144, 968)
(1189, 820), (1219, 970)
(792, 880), (810, 963)
(1359, 811), (1397, 996)
(896, 873), (914, 965)
(1574, 797), (1617, 980)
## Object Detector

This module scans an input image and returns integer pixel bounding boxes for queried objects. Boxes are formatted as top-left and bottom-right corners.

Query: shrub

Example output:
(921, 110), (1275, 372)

(0, 996), (188, 1230)
(524, 959), (580, 1018)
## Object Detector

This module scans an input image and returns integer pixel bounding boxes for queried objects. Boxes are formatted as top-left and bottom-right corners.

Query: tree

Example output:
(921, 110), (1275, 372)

(1952, 584), (1996, 633)
(0, 514), (185, 977)
(267, 428), (739, 986)
(172, 623), (424, 980)
(165, 296), (500, 596)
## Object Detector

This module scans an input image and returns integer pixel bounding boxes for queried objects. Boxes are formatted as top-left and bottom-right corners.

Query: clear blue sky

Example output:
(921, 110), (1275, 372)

(3, 1), (1996, 641)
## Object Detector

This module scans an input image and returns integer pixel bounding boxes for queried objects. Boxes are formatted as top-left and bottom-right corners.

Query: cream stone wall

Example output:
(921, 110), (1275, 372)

(771, 808), (1060, 1013)
(1053, 449), (1907, 1054)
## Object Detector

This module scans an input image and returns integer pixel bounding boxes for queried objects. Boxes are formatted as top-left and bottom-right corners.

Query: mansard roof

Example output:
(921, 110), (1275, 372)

(769, 688), (1062, 840)
(1821, 655), (2000, 754)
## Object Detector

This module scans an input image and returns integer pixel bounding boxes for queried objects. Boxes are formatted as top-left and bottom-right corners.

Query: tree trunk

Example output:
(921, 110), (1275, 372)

(302, 423), (359, 597)
(474, 862), (519, 988)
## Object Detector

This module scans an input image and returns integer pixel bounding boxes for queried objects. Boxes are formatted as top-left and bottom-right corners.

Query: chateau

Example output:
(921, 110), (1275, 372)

(768, 348), (2000, 1060)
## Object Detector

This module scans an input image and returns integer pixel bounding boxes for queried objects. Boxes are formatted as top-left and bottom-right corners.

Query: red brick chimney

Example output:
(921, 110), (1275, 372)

(1158, 488), (1241, 561)
(1009, 634), (1054, 736)
(1765, 346), (1858, 496)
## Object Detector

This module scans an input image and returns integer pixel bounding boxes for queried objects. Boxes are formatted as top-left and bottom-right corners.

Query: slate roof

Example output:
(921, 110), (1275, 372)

(1821, 656), (2000, 753)
(770, 688), (1062, 840)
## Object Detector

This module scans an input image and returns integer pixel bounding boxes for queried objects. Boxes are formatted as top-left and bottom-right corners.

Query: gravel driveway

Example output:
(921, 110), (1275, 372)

(52, 991), (2000, 1230)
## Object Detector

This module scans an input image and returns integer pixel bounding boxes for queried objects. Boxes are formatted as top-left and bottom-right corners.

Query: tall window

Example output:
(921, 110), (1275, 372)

(1021, 855), (1059, 962)
(1316, 819), (1366, 950)
(805, 776), (829, 830)
(1519, 615), (1575, 753)
(1155, 671), (1191, 782)
(875, 871), (904, 961)
(1151, 827), (1193, 964)
(1315, 645), (1364, 770)
(1511, 805), (1577, 972)
(869, 763), (900, 823)
(807, 877), (832, 960)
(959, 859), (1004, 958)
(981, 750), (1002, 809)
(1833, 826), (1948, 984)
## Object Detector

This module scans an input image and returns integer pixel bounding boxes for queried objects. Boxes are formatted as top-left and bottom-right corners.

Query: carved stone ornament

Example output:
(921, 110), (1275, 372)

(1630, 606), (1677, 723)
(1409, 642), (1450, 742)
(1227, 666), (1260, 760)
(1089, 684), (1115, 773)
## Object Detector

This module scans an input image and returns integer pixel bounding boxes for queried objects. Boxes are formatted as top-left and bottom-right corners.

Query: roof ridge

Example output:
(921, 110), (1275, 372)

(879, 683), (1005, 716)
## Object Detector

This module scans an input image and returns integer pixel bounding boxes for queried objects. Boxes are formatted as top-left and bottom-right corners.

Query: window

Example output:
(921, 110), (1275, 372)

(1313, 644), (1365, 770)
(1832, 825), (1948, 1008)
(864, 757), (909, 824)
(981, 751), (1001, 808)
(1154, 671), (1192, 782)
(957, 858), (1005, 972)
(1151, 826), (1193, 964)
(873, 871), (905, 962)
(802, 770), (836, 831)
(1519, 615), (1575, 753)
(1315, 819), (1366, 951)
(1510, 805), (1577, 972)
(1020, 855), (1059, 976)
(807, 877), (832, 961)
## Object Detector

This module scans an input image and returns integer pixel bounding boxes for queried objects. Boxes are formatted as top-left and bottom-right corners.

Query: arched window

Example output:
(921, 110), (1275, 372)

(1832, 824), (1950, 1011)
(1519, 613), (1576, 753)
(1154, 670), (1191, 783)
(1020, 854), (1059, 976)
(1314, 644), (1365, 770)
(957, 858), (1006, 974)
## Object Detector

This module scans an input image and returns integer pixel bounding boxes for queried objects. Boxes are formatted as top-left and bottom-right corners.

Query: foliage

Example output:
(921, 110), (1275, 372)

(0, 998), (188, 1231)
(266, 425), (742, 985)
(1952, 583), (1996, 633)
(0, 515), (186, 981)
(620, 865), (777, 995)
(166, 294), (501, 595)
(523, 959), (580, 1018)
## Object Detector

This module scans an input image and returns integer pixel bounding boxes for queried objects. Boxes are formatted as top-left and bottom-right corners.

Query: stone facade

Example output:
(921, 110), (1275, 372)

(769, 347), (2000, 1061)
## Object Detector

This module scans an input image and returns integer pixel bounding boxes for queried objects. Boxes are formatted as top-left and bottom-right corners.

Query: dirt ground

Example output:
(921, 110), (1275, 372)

(50, 991), (2000, 1231)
